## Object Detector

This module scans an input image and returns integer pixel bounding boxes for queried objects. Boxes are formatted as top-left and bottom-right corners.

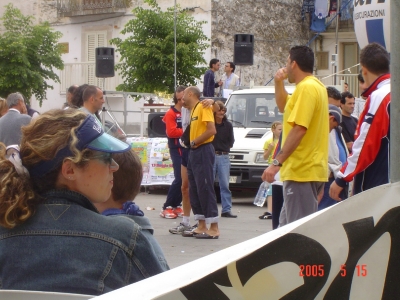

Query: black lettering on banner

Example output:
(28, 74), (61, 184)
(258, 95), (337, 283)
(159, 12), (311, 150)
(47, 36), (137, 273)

(179, 207), (400, 299)
(325, 207), (400, 299)
(180, 234), (331, 300)
(355, 0), (385, 6)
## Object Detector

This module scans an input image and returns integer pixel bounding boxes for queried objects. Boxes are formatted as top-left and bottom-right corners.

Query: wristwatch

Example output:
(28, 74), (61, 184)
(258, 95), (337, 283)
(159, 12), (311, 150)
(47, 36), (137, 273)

(190, 141), (196, 147)
(272, 159), (282, 167)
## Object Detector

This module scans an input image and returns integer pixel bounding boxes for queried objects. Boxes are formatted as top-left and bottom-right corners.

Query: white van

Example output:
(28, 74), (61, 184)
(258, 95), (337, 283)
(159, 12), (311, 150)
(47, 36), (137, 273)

(225, 86), (296, 188)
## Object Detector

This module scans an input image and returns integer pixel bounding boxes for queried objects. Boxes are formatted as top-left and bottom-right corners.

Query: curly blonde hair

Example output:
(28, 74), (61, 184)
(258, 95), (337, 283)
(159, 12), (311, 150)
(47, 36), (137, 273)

(0, 109), (90, 228)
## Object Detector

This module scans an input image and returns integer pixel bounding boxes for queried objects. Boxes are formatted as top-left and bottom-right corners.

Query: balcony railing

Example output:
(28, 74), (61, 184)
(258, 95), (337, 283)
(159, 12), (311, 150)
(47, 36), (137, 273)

(324, 9), (355, 33)
(56, 0), (131, 17)
(60, 62), (123, 93)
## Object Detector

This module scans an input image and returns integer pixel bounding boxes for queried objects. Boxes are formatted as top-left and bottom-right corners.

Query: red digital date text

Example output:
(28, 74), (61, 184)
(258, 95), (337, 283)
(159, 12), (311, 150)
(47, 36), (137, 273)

(299, 265), (324, 277)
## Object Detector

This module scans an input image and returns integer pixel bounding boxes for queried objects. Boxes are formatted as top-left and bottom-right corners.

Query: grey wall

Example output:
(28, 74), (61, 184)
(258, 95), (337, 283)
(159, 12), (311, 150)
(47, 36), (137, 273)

(211, 0), (310, 86)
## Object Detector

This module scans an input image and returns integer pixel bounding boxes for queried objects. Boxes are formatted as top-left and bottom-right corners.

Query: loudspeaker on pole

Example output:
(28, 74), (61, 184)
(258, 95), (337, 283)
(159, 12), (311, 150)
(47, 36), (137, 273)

(95, 47), (115, 78)
(148, 112), (167, 138)
(234, 34), (254, 65)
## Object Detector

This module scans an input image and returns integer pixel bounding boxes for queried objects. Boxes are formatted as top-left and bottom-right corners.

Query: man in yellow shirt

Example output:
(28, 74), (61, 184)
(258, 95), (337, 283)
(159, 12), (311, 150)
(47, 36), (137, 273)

(262, 45), (329, 226)
(182, 86), (220, 239)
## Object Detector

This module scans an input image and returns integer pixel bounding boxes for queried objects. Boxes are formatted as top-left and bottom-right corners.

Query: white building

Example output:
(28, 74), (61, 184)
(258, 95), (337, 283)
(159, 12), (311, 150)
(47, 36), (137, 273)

(0, 0), (359, 134)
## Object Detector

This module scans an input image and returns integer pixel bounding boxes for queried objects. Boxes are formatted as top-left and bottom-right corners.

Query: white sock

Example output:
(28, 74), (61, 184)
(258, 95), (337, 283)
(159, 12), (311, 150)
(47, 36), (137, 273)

(182, 216), (190, 226)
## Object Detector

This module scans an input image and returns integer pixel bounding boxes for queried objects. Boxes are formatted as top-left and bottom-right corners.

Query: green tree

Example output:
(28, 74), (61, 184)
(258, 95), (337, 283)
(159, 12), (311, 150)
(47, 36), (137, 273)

(0, 4), (63, 105)
(110, 0), (208, 94)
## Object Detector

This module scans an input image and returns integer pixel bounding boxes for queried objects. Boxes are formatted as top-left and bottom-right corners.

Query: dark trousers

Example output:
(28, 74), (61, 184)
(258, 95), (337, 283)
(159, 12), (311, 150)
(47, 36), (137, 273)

(187, 143), (219, 223)
(163, 147), (182, 209)
(272, 185), (284, 230)
(318, 177), (348, 211)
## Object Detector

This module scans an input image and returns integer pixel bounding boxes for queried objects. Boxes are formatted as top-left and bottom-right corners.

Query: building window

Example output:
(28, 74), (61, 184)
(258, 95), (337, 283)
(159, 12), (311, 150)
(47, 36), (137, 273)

(86, 31), (107, 88)
(316, 52), (329, 70)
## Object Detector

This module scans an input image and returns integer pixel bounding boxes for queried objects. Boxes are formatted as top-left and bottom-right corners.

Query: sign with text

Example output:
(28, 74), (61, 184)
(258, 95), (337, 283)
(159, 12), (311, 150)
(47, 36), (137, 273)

(94, 182), (400, 299)
(128, 137), (174, 186)
(353, 0), (390, 51)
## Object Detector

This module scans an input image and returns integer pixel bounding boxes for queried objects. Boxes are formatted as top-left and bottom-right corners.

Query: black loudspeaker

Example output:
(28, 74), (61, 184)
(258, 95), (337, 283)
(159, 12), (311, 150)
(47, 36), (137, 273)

(148, 112), (167, 138)
(95, 47), (115, 78)
(234, 34), (254, 65)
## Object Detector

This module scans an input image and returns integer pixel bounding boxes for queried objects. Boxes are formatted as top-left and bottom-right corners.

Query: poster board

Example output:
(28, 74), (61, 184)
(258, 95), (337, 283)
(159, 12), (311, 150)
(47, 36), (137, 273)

(128, 137), (174, 186)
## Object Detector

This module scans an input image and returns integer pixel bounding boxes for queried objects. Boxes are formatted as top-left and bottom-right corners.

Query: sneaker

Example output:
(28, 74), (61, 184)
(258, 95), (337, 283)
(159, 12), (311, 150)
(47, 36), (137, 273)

(160, 207), (178, 219)
(181, 223), (199, 237)
(259, 211), (272, 220)
(169, 222), (192, 234)
(173, 206), (183, 217)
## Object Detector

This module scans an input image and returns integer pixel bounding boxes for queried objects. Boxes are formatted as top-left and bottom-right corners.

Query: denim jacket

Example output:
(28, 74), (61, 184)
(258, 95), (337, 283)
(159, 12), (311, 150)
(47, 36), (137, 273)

(0, 189), (167, 295)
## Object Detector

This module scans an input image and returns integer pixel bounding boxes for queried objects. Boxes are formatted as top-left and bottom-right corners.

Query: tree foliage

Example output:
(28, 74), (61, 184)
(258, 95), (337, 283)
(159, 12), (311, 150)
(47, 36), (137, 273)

(110, 0), (208, 94)
(0, 4), (63, 105)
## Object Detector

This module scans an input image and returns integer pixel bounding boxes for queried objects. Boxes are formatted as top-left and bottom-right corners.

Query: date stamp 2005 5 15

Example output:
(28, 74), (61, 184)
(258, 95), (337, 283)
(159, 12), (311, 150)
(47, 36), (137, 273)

(299, 264), (368, 277)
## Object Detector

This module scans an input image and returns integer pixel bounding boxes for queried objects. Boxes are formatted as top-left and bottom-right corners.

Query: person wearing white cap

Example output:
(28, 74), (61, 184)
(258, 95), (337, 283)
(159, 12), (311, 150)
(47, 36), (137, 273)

(318, 104), (348, 210)
(0, 109), (167, 295)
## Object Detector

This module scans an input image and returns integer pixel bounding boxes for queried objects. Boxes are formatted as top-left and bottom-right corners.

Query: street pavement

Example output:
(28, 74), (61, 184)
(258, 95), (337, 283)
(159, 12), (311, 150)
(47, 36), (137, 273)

(135, 187), (273, 269)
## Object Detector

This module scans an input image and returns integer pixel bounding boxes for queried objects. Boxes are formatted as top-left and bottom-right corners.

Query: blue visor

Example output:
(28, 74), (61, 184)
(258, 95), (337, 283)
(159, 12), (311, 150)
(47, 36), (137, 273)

(28, 115), (130, 177)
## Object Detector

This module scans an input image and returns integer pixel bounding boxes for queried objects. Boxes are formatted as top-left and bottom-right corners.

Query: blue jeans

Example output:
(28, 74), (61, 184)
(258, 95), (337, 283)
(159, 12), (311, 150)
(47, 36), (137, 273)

(213, 154), (233, 213)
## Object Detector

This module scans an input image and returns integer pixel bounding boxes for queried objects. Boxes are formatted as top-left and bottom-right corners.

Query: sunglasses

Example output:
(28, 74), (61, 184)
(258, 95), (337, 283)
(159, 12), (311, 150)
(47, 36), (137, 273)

(89, 152), (114, 165)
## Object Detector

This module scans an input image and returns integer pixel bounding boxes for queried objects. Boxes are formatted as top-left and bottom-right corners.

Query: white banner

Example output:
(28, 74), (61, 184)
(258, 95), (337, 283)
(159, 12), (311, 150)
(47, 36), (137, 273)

(93, 182), (400, 299)
(353, 0), (390, 52)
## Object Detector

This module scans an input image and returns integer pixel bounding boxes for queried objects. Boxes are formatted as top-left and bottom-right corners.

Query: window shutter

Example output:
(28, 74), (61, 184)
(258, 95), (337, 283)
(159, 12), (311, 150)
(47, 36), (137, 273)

(316, 52), (329, 70)
(86, 31), (107, 88)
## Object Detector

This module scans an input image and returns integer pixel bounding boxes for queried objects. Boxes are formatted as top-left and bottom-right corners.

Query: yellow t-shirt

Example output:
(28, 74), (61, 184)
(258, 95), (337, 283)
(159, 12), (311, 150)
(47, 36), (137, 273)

(263, 136), (278, 164)
(190, 103), (215, 145)
(281, 76), (329, 182)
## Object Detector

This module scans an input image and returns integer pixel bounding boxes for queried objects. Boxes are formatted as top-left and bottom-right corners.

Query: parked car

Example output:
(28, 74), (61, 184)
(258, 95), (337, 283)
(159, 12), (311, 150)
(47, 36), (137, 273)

(224, 86), (295, 188)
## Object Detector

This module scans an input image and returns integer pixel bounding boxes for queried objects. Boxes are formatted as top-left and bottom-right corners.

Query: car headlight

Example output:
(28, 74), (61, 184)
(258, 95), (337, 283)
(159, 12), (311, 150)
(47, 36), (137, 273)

(255, 153), (268, 164)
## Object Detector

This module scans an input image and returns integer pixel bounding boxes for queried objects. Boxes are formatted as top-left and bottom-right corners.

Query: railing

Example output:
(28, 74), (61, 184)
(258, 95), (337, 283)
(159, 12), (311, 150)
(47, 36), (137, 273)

(324, 8), (355, 32)
(60, 62), (123, 93)
(56, 0), (131, 17)
(315, 73), (360, 96)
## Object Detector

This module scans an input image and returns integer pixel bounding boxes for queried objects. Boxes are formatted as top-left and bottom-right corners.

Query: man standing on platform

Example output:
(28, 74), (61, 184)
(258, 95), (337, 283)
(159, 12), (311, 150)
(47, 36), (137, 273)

(203, 58), (222, 97)
(222, 62), (240, 90)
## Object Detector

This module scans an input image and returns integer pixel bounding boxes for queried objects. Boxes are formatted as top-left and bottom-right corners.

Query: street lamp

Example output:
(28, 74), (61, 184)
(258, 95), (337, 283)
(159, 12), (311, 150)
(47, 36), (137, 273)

(174, 0), (177, 89)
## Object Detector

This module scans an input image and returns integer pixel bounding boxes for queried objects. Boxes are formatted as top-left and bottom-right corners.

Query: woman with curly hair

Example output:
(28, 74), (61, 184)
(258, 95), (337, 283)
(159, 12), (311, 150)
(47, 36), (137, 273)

(0, 109), (167, 295)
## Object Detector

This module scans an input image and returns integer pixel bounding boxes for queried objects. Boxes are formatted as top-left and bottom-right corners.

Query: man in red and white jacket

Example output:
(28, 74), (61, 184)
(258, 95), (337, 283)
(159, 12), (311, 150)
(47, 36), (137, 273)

(330, 43), (390, 200)
(160, 86), (186, 219)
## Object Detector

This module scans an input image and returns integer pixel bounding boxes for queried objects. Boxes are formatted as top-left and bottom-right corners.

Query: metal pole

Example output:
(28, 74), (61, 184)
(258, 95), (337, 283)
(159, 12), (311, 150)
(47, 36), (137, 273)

(390, 0), (400, 182)
(334, 0), (340, 85)
(174, 0), (177, 89)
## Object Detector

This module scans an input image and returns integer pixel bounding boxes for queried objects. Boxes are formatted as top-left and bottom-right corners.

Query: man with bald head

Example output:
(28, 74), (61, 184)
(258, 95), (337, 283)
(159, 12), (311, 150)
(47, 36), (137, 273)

(80, 85), (104, 125)
(181, 86), (220, 239)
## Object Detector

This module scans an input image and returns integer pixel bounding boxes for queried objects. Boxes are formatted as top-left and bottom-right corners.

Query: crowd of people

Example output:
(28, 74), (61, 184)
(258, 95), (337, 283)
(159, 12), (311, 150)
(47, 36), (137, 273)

(0, 41), (391, 295)
(261, 42), (391, 227)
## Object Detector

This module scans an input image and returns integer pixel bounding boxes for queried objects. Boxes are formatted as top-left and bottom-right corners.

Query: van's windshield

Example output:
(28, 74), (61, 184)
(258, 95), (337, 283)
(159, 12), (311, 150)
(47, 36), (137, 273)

(225, 93), (283, 128)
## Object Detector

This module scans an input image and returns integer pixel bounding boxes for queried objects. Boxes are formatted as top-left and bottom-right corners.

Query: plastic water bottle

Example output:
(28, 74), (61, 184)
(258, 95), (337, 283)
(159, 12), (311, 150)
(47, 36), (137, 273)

(253, 181), (269, 207)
